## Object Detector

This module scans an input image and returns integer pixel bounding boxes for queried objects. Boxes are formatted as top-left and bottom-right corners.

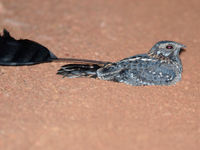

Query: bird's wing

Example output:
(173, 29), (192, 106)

(124, 58), (176, 85)
(98, 55), (176, 85)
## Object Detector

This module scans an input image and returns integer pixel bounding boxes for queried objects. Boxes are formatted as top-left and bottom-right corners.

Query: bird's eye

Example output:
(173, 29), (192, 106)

(166, 45), (173, 49)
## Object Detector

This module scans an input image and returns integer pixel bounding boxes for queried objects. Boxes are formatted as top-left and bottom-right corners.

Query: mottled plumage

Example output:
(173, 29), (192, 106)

(57, 41), (186, 86)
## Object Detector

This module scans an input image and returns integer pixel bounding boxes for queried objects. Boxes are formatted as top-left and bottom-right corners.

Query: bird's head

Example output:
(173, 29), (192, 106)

(148, 41), (186, 59)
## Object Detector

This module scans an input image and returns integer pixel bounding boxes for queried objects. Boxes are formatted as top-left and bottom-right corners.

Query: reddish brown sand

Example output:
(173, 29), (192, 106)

(0, 0), (199, 150)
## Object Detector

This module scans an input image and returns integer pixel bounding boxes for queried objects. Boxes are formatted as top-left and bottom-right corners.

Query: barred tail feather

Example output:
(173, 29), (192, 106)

(57, 64), (101, 78)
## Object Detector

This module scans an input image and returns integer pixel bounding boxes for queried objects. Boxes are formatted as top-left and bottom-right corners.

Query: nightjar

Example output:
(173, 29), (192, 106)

(57, 41), (186, 86)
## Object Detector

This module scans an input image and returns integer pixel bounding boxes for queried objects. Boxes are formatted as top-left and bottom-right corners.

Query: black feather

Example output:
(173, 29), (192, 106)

(0, 29), (57, 66)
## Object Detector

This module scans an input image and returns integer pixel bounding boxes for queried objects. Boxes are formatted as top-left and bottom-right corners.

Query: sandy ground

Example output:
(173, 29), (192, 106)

(0, 0), (199, 150)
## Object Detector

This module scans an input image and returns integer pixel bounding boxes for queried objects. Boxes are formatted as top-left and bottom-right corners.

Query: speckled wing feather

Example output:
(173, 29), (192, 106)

(97, 54), (176, 86)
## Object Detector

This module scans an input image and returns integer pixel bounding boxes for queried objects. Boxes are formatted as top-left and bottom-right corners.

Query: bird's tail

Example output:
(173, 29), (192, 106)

(57, 64), (102, 78)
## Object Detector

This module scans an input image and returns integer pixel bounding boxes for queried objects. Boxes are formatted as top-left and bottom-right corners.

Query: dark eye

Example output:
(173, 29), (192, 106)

(166, 45), (173, 49)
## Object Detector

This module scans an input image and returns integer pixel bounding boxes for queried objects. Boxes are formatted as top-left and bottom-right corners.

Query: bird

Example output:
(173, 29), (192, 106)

(57, 41), (186, 86)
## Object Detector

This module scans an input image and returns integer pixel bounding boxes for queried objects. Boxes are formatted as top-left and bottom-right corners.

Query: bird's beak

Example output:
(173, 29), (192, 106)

(180, 44), (186, 49)
(178, 44), (186, 54)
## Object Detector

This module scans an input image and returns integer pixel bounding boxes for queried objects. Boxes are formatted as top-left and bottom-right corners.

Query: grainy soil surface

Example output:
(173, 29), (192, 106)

(0, 0), (199, 150)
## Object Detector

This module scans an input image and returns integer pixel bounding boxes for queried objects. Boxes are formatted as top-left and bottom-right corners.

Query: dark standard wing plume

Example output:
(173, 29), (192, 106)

(0, 29), (57, 66)
(0, 29), (110, 66)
